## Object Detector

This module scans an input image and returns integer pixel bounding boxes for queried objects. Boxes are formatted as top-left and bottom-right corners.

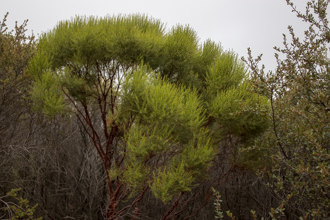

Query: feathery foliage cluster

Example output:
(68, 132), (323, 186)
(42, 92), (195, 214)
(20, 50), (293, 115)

(27, 14), (269, 218)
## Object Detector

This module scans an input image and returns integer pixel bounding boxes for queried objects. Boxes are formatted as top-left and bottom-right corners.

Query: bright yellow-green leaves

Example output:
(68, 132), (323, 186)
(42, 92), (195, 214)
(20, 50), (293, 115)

(37, 15), (165, 68)
(202, 51), (270, 138)
(208, 83), (269, 137)
(30, 71), (65, 116)
(205, 52), (245, 93)
(150, 163), (194, 203)
(126, 124), (173, 160)
(180, 131), (215, 177)
(161, 25), (199, 83)
(119, 69), (215, 202)
(29, 14), (270, 204)
(61, 69), (95, 103)
(121, 68), (205, 140)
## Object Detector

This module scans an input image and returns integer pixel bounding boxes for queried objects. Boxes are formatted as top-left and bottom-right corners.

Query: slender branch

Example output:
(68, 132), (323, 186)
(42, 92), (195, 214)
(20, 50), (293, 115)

(82, 104), (104, 155)
(270, 89), (289, 160)
(62, 87), (105, 158)
(161, 193), (183, 220)
(116, 186), (148, 217)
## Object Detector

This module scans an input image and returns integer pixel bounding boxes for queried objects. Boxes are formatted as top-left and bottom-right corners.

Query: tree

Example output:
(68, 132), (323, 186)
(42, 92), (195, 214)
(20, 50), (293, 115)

(244, 0), (329, 218)
(0, 12), (36, 196)
(0, 12), (35, 147)
(29, 15), (268, 219)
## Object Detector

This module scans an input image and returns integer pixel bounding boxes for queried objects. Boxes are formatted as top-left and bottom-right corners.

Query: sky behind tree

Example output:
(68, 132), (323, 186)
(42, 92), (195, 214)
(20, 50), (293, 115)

(1, 0), (314, 70)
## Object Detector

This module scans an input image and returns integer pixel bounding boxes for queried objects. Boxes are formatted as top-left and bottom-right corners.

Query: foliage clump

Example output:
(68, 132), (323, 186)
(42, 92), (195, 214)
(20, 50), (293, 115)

(0, 189), (42, 220)
(244, 0), (329, 218)
(28, 13), (269, 218)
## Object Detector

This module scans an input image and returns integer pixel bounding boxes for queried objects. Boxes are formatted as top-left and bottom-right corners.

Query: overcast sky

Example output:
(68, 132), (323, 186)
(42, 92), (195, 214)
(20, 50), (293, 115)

(1, 0), (315, 70)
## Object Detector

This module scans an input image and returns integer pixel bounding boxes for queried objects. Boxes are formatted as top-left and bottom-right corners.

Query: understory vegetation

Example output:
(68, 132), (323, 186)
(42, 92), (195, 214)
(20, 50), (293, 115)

(0, 0), (328, 219)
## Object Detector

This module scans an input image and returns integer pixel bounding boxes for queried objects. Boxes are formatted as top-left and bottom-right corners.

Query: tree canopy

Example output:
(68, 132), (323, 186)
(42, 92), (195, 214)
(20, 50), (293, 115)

(28, 14), (268, 219)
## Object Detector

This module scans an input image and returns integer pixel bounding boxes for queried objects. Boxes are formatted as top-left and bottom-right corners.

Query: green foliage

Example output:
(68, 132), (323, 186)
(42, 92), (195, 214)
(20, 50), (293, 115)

(61, 69), (95, 103)
(121, 67), (206, 141)
(179, 132), (215, 177)
(29, 15), (168, 117)
(122, 156), (150, 192)
(34, 14), (165, 69)
(194, 40), (222, 79)
(244, 0), (329, 217)
(120, 68), (215, 202)
(0, 188), (42, 220)
(150, 163), (193, 203)
(126, 124), (173, 160)
(208, 82), (269, 138)
(0, 13), (35, 77)
(28, 13), (269, 212)
(205, 51), (245, 93)
(161, 25), (199, 84)
(27, 51), (51, 80)
(0, 12), (35, 121)
(30, 71), (65, 116)
(200, 51), (270, 142)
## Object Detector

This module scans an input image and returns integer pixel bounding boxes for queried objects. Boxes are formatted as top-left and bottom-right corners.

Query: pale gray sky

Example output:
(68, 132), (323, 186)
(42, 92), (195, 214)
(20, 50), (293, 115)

(1, 0), (314, 70)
